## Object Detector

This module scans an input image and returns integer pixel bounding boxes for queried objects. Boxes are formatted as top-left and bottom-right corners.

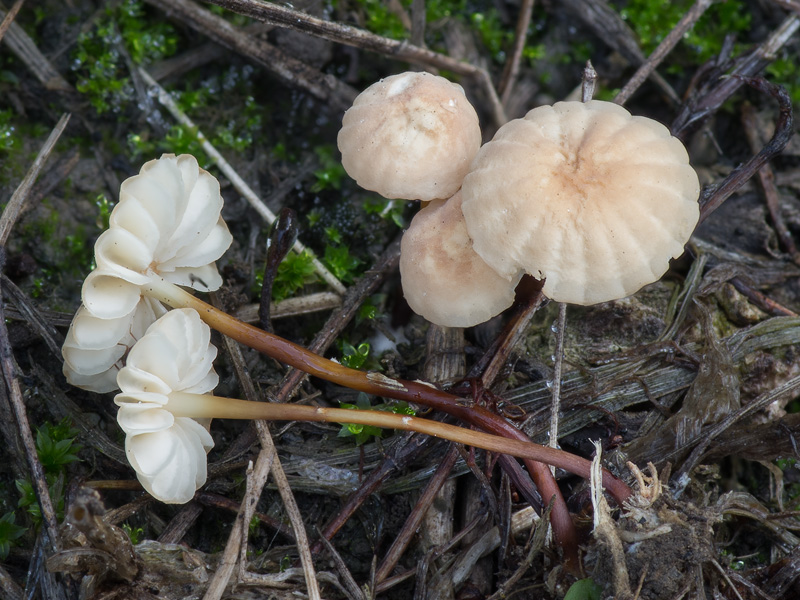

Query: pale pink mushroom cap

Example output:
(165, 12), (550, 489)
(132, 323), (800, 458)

(400, 191), (521, 327)
(461, 100), (700, 305)
(338, 72), (482, 201)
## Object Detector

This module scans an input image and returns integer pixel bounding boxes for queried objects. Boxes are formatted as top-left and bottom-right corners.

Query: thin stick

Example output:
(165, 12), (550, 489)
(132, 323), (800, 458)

(374, 444), (459, 582)
(203, 0), (507, 127)
(698, 78), (794, 224)
(548, 303), (567, 470)
(137, 68), (346, 295)
(145, 0), (357, 111)
(0, 113), (70, 247)
(0, 0), (24, 44)
(0, 286), (61, 553)
(202, 451), (277, 600)
(0, 115), (70, 555)
(614, 0), (714, 106)
(499, 0), (535, 106)
(216, 300), (321, 599)
(741, 102), (799, 261)
(164, 392), (627, 499)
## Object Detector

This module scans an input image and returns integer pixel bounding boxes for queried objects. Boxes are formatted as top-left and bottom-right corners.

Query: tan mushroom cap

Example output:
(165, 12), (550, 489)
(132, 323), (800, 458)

(461, 100), (700, 305)
(400, 191), (521, 327)
(338, 72), (482, 201)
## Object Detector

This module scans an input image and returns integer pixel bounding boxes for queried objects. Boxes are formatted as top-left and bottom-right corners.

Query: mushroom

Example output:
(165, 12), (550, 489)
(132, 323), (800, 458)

(115, 309), (217, 503)
(62, 300), (167, 393)
(116, 308), (630, 504)
(460, 100), (700, 305)
(399, 190), (521, 327)
(337, 71), (482, 201)
(62, 154), (233, 392)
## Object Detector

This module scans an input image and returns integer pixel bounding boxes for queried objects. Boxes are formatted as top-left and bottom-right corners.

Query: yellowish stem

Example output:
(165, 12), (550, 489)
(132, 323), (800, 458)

(167, 392), (596, 476)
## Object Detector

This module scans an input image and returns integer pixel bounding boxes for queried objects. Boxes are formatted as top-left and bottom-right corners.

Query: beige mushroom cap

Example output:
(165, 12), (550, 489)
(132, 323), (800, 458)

(400, 191), (521, 327)
(338, 72), (482, 201)
(461, 100), (700, 305)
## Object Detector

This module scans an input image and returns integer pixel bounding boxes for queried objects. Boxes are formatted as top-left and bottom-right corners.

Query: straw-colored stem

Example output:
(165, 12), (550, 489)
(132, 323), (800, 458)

(167, 392), (611, 484)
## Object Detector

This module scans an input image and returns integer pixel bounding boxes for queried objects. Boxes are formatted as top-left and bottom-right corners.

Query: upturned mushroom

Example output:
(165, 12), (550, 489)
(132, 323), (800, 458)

(461, 100), (700, 305)
(399, 190), (520, 327)
(115, 308), (217, 503)
(337, 71), (482, 201)
(62, 153), (232, 392)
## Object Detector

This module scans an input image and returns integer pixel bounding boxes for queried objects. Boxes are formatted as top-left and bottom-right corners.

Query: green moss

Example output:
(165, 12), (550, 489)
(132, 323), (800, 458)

(311, 144), (347, 192)
(619, 0), (751, 67)
(471, 10), (513, 63)
(71, 0), (179, 114)
(766, 56), (800, 109)
(323, 244), (361, 283)
(271, 249), (319, 301)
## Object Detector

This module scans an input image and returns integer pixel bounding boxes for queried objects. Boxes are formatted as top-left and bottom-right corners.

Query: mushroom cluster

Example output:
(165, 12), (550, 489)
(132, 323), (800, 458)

(340, 82), (701, 326)
(61, 154), (232, 392)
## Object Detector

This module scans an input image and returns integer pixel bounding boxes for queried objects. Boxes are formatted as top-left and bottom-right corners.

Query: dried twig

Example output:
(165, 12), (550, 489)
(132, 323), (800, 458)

(581, 61), (597, 102)
(614, 0), (714, 106)
(0, 562), (23, 600)
(548, 303), (567, 469)
(498, 0), (535, 107)
(0, 114), (70, 246)
(146, 0), (358, 111)
(375, 444), (460, 583)
(0, 7), (71, 91)
(0, 0), (24, 44)
(0, 115), (70, 558)
(211, 293), (322, 600)
(202, 453), (277, 600)
(672, 14), (800, 140)
(698, 78), (794, 224)
(558, 0), (679, 104)
(202, 0), (507, 126)
(741, 102), (799, 261)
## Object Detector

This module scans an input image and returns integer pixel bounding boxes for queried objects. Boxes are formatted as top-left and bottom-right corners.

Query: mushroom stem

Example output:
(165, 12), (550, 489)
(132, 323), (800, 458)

(164, 391), (626, 499)
(142, 275), (628, 567)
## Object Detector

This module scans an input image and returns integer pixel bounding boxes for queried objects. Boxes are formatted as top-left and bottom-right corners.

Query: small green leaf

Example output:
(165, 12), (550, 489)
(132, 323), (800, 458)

(564, 577), (602, 600)
(0, 512), (26, 559)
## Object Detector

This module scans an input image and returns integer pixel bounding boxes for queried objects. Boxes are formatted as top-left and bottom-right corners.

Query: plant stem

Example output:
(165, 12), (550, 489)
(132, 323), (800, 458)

(143, 275), (631, 567)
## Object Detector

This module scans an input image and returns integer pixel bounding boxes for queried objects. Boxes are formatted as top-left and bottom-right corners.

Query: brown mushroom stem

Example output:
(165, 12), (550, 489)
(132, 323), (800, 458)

(143, 276), (631, 559)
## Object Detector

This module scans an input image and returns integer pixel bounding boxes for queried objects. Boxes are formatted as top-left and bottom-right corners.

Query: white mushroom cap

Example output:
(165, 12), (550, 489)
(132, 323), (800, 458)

(62, 298), (168, 393)
(399, 191), (521, 327)
(338, 71), (482, 201)
(115, 309), (218, 504)
(62, 153), (233, 392)
(461, 100), (700, 305)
